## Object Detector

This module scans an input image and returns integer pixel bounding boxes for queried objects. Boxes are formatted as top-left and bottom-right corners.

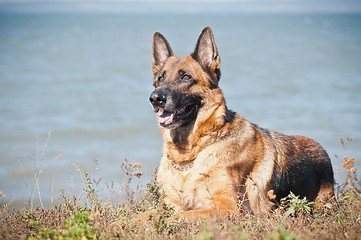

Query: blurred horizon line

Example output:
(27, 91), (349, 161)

(1, 0), (361, 14)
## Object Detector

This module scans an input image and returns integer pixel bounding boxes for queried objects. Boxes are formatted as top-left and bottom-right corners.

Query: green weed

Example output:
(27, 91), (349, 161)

(60, 211), (98, 239)
(280, 192), (316, 216)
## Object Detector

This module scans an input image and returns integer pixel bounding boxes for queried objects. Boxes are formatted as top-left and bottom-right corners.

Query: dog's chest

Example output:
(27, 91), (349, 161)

(158, 169), (212, 211)
(157, 154), (227, 212)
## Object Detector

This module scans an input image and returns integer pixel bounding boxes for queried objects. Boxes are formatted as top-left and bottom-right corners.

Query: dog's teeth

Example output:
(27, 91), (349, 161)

(170, 114), (174, 122)
(158, 109), (164, 116)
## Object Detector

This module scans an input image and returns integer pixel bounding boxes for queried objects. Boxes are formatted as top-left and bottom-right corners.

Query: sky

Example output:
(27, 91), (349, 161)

(0, 0), (361, 14)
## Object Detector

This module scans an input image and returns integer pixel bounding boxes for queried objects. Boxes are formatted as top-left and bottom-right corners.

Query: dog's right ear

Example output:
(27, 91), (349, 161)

(152, 32), (173, 75)
(192, 27), (221, 87)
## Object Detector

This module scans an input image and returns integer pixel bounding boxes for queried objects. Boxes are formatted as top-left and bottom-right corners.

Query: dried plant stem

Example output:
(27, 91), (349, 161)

(29, 132), (51, 209)
(51, 152), (63, 208)
(16, 156), (31, 201)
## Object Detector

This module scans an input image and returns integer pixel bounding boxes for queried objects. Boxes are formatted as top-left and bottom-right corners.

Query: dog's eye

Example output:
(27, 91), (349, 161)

(181, 74), (192, 81)
(158, 76), (164, 83)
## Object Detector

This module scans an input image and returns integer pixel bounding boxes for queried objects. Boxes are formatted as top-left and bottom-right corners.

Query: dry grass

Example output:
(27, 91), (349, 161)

(1, 138), (360, 239)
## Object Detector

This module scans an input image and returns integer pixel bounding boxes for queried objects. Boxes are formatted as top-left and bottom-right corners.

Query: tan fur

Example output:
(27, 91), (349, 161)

(137, 27), (334, 223)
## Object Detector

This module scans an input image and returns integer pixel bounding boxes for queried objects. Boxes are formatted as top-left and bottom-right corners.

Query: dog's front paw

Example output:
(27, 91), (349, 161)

(109, 219), (127, 233)
(164, 215), (183, 224)
(133, 210), (156, 223)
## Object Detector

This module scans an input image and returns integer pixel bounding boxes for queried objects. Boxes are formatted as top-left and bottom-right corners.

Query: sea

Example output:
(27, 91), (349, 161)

(1, 12), (361, 208)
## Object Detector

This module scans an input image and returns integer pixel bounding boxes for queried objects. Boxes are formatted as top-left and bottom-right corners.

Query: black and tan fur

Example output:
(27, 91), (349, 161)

(140, 27), (334, 222)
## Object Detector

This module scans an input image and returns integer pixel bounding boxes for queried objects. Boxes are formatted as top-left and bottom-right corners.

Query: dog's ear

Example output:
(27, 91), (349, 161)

(192, 27), (221, 86)
(152, 32), (173, 75)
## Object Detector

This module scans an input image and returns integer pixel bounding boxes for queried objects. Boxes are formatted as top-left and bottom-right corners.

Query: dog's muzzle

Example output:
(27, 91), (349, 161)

(149, 90), (198, 129)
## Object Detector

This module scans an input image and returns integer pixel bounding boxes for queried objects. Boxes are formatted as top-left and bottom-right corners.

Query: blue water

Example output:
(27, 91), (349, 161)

(1, 13), (361, 208)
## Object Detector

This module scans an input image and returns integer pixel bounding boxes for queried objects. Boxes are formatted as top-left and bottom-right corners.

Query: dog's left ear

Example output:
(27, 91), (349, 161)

(152, 32), (173, 75)
(192, 27), (221, 86)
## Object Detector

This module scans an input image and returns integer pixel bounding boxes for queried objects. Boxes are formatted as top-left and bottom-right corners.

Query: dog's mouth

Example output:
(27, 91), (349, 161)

(157, 104), (196, 128)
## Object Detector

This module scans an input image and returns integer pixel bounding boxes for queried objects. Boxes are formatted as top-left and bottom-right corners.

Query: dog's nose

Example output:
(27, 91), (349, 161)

(149, 91), (166, 107)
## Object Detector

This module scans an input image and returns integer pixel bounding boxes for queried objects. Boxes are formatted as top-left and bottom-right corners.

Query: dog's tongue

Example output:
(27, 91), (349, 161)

(158, 113), (174, 125)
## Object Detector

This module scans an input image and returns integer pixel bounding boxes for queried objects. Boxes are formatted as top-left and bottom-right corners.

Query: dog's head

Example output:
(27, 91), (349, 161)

(149, 27), (221, 129)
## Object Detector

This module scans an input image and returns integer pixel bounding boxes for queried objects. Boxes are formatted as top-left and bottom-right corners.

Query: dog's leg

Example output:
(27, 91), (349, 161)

(165, 197), (239, 222)
(164, 208), (234, 222)
(110, 210), (156, 232)
(315, 181), (336, 208)
(165, 208), (217, 222)
(130, 210), (157, 224)
(245, 177), (275, 215)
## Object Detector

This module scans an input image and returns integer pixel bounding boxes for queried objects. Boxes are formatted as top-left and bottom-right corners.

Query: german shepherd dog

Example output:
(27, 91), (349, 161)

(145, 27), (334, 221)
